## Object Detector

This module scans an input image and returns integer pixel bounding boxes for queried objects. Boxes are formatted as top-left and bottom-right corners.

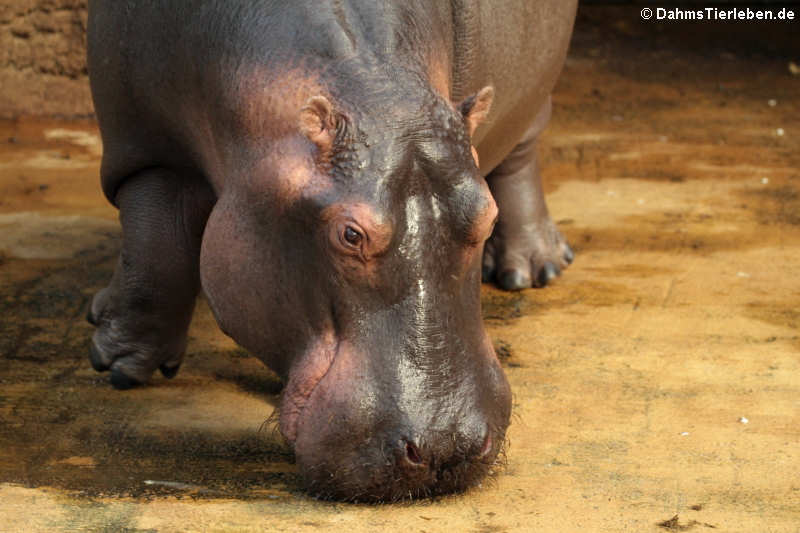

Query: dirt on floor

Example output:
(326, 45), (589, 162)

(0, 6), (799, 533)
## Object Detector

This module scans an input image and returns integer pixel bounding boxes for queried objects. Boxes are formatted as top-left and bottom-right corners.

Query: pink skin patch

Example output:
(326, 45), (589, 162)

(470, 186), (498, 246)
(320, 202), (394, 284)
(471, 146), (481, 168)
(279, 329), (339, 443)
(320, 203), (393, 258)
(480, 329), (503, 365)
(250, 136), (333, 202)
(456, 182), (498, 274)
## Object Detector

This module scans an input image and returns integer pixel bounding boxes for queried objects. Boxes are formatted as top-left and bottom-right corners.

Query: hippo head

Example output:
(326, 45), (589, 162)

(201, 85), (511, 501)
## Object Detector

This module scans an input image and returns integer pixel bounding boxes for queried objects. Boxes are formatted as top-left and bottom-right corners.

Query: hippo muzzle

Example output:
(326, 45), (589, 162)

(280, 300), (511, 501)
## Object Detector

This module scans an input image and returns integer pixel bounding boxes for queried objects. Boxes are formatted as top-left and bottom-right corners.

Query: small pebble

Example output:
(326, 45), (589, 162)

(761, 177), (769, 184)
(776, 128), (785, 137)
(789, 61), (800, 76)
(768, 99), (777, 107)
(636, 198), (645, 205)
(680, 432), (690, 437)
(737, 272), (751, 278)
(738, 417), (749, 424)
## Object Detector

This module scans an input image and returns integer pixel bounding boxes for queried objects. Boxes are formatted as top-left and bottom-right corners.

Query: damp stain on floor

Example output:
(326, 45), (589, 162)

(1, 7), (799, 533)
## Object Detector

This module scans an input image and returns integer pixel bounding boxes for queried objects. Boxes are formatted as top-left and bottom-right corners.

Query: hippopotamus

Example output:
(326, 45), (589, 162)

(85, 0), (577, 501)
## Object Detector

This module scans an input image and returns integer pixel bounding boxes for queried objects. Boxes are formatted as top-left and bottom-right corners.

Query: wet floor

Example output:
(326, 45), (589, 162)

(1, 7), (799, 533)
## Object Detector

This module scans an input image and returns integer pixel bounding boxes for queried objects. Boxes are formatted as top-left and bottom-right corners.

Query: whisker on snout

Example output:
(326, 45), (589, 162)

(258, 406), (287, 445)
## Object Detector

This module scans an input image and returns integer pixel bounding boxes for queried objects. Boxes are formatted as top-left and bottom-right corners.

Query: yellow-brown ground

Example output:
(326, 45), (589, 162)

(1, 7), (798, 533)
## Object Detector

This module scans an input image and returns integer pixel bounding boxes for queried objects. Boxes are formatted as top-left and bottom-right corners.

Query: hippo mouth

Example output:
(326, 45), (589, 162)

(274, 324), (512, 502)
(278, 331), (340, 443)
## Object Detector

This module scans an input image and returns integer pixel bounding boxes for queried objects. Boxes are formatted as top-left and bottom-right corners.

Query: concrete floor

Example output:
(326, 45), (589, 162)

(1, 8), (799, 533)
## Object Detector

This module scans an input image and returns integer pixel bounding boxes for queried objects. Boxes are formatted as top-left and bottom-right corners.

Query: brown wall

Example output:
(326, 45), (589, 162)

(0, 0), (92, 118)
(1, 2), (796, 119)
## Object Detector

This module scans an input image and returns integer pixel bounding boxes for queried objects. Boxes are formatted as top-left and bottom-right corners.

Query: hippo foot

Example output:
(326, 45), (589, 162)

(482, 216), (573, 290)
(87, 287), (186, 389)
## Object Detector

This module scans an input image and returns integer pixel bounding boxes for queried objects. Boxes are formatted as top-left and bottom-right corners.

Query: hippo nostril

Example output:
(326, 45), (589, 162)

(404, 440), (425, 466)
(477, 432), (493, 460)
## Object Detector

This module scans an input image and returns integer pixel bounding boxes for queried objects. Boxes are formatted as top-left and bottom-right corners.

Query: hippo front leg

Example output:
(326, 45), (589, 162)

(87, 169), (215, 389)
(483, 96), (574, 290)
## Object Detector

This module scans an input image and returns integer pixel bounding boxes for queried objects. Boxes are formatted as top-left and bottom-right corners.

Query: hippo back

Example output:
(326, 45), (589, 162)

(450, 0), (578, 173)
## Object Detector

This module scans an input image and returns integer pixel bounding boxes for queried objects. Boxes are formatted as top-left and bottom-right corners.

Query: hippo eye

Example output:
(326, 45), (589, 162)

(329, 220), (370, 260)
(343, 226), (363, 247)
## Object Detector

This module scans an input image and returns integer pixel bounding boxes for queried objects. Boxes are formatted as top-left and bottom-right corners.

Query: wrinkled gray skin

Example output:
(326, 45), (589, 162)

(86, 0), (576, 501)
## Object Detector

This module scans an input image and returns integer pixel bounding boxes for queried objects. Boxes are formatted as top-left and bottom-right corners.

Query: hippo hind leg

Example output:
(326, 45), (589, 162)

(483, 96), (574, 290)
(88, 168), (215, 389)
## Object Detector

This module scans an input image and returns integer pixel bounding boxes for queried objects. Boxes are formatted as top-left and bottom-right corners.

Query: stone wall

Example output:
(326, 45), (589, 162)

(0, 0), (92, 118)
(0, 1), (795, 118)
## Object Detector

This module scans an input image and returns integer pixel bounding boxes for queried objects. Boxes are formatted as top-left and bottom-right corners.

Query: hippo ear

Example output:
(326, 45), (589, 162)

(459, 86), (494, 137)
(299, 95), (337, 154)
